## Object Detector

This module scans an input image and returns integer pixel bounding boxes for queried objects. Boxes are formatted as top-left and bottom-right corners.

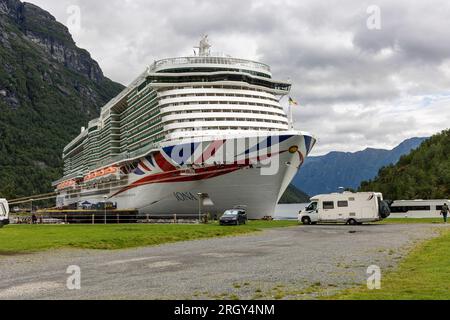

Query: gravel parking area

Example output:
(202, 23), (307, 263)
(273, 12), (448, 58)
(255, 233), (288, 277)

(0, 224), (442, 300)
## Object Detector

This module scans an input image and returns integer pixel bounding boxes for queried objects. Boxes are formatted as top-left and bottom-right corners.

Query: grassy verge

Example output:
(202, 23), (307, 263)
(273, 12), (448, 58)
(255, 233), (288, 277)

(329, 228), (450, 300)
(376, 218), (444, 224)
(0, 221), (297, 255)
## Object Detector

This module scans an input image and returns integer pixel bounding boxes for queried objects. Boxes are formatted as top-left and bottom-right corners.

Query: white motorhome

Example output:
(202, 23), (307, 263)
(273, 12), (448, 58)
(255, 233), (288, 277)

(0, 199), (10, 228)
(298, 192), (391, 225)
(390, 199), (450, 218)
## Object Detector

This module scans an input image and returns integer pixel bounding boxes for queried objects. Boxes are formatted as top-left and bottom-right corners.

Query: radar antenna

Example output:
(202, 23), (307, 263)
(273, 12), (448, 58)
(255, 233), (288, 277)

(194, 35), (211, 57)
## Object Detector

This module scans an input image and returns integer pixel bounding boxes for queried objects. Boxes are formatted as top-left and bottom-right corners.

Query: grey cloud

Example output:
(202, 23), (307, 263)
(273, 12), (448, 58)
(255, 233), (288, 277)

(353, 1), (450, 63)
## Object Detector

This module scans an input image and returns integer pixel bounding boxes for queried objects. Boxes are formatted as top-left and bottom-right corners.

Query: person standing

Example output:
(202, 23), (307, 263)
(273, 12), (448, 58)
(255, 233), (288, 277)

(441, 203), (449, 223)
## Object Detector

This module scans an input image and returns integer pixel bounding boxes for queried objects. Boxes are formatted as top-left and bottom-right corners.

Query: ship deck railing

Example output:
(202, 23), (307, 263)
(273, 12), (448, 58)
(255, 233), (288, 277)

(150, 56), (271, 73)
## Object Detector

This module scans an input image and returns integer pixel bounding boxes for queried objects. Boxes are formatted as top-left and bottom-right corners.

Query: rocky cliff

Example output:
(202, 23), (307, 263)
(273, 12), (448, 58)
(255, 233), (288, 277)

(0, 0), (124, 198)
(1, 0), (104, 82)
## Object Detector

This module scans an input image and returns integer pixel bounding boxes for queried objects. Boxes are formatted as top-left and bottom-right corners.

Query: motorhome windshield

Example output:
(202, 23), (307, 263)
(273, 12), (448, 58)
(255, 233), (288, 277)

(0, 203), (6, 216)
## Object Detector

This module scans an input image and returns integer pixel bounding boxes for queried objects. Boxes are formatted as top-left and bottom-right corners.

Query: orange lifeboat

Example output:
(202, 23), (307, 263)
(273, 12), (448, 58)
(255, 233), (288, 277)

(84, 166), (119, 183)
(57, 180), (76, 190)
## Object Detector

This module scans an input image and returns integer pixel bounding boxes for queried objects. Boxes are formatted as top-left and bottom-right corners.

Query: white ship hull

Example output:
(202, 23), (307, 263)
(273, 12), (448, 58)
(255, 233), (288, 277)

(57, 132), (315, 219)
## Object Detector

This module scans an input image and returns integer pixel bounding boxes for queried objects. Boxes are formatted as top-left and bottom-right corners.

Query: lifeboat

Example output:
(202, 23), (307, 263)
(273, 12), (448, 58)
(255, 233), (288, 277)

(84, 166), (120, 184)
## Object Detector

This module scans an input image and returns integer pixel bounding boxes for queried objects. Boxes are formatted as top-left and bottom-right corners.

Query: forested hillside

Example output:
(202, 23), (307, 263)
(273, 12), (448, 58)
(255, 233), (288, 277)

(360, 130), (450, 200)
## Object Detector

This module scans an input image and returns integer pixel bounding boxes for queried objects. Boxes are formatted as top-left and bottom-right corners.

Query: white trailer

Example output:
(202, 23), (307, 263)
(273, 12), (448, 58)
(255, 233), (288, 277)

(390, 199), (450, 218)
(298, 192), (390, 225)
(0, 199), (10, 228)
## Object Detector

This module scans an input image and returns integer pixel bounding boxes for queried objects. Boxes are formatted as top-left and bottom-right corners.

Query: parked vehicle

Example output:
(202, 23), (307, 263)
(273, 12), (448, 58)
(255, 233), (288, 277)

(93, 202), (117, 210)
(220, 206), (248, 226)
(0, 199), (10, 228)
(390, 199), (450, 218)
(299, 192), (390, 225)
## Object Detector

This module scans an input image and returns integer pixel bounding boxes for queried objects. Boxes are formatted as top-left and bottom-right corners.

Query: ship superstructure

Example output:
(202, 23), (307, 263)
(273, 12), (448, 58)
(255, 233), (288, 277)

(54, 37), (316, 218)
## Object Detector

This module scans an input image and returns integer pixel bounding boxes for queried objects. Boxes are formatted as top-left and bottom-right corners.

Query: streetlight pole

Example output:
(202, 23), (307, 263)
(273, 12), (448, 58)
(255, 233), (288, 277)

(30, 198), (33, 224)
(197, 193), (203, 224)
(103, 196), (108, 225)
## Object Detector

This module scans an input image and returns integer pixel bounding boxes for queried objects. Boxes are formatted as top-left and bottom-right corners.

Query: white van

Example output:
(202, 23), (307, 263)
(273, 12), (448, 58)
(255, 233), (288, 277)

(0, 199), (10, 228)
(298, 192), (391, 225)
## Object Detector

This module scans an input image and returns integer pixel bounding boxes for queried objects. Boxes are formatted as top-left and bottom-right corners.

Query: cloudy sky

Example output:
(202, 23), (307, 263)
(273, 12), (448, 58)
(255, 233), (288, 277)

(29, 0), (450, 155)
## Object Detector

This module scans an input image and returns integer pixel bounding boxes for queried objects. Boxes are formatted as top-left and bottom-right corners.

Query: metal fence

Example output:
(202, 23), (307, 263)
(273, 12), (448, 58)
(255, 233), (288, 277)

(10, 210), (137, 225)
(9, 212), (212, 225)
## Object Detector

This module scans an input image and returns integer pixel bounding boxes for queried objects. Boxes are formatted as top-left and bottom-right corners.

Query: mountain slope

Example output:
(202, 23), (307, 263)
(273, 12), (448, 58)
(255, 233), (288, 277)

(360, 130), (450, 200)
(0, 0), (124, 199)
(279, 185), (310, 204)
(292, 137), (427, 196)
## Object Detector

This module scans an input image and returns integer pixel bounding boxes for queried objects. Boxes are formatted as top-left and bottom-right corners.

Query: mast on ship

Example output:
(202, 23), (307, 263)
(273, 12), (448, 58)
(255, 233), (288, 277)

(194, 35), (212, 56)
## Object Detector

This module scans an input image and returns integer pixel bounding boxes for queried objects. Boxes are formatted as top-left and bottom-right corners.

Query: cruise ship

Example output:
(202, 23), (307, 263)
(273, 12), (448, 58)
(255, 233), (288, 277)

(53, 37), (316, 219)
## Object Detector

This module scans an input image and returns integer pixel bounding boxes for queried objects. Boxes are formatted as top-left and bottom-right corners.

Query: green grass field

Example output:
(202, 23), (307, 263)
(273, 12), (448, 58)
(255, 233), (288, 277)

(330, 228), (450, 300)
(0, 221), (297, 255)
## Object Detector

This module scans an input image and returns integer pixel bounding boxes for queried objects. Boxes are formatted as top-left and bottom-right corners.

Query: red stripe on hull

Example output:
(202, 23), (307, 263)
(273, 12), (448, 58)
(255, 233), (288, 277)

(111, 164), (243, 198)
(154, 152), (177, 172)
(111, 149), (292, 198)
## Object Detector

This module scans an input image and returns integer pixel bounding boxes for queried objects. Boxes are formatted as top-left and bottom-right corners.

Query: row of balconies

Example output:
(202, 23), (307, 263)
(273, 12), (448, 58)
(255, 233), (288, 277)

(161, 112), (288, 125)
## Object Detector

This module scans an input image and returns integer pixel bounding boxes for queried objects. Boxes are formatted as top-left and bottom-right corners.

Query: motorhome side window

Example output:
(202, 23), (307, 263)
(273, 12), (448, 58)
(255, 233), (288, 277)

(0, 204), (5, 216)
(412, 206), (431, 211)
(338, 201), (349, 208)
(323, 201), (335, 210)
(391, 205), (432, 213)
(306, 202), (318, 211)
